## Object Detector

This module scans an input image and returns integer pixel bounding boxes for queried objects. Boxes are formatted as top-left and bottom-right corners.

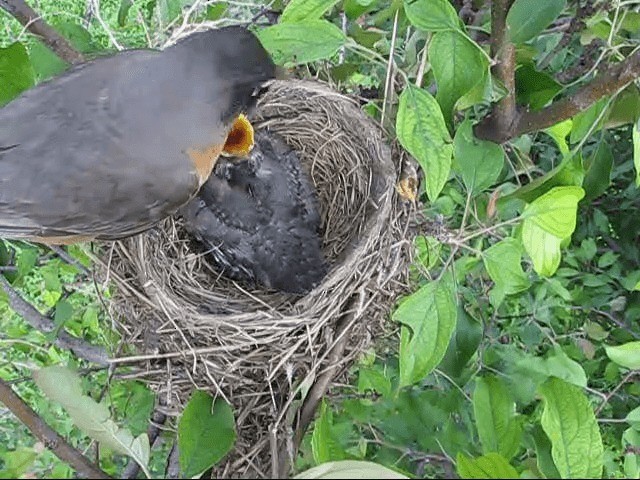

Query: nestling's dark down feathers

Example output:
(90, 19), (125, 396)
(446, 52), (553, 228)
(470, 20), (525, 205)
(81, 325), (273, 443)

(180, 130), (328, 294)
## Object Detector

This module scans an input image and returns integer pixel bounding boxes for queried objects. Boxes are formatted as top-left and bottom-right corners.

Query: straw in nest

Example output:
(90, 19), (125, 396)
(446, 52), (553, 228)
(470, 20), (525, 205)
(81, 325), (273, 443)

(97, 79), (411, 477)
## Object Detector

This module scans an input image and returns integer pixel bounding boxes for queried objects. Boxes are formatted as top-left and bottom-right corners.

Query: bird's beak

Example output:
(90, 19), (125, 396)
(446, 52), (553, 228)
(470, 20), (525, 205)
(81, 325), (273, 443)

(222, 114), (254, 157)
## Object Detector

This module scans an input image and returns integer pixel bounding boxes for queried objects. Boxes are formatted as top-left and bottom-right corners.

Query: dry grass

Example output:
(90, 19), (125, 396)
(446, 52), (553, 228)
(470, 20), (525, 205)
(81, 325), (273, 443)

(95, 80), (413, 477)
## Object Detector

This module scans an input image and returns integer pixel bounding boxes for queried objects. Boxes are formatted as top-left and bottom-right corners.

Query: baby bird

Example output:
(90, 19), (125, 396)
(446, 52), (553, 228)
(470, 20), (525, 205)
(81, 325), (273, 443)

(180, 130), (328, 294)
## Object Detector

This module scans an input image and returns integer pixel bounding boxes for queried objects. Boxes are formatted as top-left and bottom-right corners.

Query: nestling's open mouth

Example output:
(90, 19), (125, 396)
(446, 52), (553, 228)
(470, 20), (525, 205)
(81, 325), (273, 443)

(222, 114), (254, 157)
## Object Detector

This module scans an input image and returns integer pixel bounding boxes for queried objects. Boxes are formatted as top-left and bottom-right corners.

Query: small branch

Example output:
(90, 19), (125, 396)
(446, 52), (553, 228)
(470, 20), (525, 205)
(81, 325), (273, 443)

(475, 0), (517, 141)
(277, 299), (357, 477)
(49, 245), (91, 277)
(595, 370), (638, 415)
(476, 49), (640, 143)
(165, 441), (181, 479)
(0, 377), (112, 479)
(0, 274), (109, 366)
(0, 0), (84, 64)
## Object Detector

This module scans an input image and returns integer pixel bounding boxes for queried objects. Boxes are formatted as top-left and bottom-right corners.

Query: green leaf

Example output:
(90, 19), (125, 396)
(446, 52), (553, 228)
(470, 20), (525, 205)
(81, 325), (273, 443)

(281, 0), (340, 22)
(396, 85), (453, 201)
(178, 390), (236, 478)
(544, 119), (572, 156)
(453, 120), (504, 195)
(157, 0), (184, 26)
(515, 63), (562, 110)
(456, 452), (519, 479)
(438, 306), (482, 379)
(521, 186), (585, 276)
(311, 401), (347, 464)
(532, 424), (561, 479)
(344, 0), (379, 19)
(394, 276), (457, 387)
(33, 366), (151, 476)
(54, 300), (74, 328)
(118, 0), (133, 26)
(415, 235), (441, 270)
(429, 31), (487, 119)
(16, 248), (39, 279)
(538, 377), (603, 479)
(50, 21), (98, 54)
(404, 0), (460, 32)
(605, 342), (640, 370)
(483, 238), (530, 300)
(634, 119), (640, 187)
(357, 367), (392, 398)
(295, 460), (408, 479)
(205, 2), (228, 20)
(473, 376), (522, 460)
(626, 406), (640, 426)
(28, 41), (68, 83)
(582, 139), (613, 200)
(507, 0), (567, 44)
(570, 98), (608, 145)
(1, 448), (37, 478)
(0, 42), (34, 106)
(257, 20), (345, 65)
(512, 346), (587, 388)
(605, 84), (640, 129)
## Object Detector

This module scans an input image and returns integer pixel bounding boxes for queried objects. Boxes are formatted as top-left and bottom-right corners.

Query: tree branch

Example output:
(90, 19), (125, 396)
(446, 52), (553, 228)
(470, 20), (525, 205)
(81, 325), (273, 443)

(0, 274), (109, 366)
(476, 49), (640, 143)
(474, 0), (517, 141)
(0, 377), (112, 479)
(0, 0), (84, 64)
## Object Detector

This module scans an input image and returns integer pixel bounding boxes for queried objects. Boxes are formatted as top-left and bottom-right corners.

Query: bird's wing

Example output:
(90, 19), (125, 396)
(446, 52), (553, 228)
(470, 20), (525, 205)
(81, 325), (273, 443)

(0, 27), (277, 242)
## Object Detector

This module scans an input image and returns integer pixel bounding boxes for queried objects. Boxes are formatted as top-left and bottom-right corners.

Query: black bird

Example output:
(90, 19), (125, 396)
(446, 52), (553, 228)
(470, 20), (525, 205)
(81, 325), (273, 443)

(180, 130), (328, 294)
(0, 26), (277, 244)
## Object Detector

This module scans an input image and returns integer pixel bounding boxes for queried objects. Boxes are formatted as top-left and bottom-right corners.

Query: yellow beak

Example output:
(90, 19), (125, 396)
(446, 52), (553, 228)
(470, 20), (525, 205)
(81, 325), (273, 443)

(222, 114), (255, 157)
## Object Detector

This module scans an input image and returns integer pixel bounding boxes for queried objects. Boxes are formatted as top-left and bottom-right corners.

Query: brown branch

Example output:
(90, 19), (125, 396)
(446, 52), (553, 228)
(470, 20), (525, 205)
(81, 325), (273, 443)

(474, 0), (517, 142)
(0, 377), (112, 479)
(165, 441), (181, 479)
(277, 298), (356, 477)
(0, 274), (110, 366)
(476, 50), (640, 143)
(0, 0), (84, 64)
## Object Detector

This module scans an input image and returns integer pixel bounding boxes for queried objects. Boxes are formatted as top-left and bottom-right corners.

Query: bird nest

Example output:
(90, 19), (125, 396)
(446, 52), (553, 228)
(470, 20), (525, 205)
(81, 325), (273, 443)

(97, 80), (411, 477)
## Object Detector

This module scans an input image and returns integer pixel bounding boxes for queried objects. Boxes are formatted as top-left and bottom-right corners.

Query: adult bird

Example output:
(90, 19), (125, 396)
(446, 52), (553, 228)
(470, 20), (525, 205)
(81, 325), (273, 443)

(0, 26), (277, 244)
(180, 130), (328, 294)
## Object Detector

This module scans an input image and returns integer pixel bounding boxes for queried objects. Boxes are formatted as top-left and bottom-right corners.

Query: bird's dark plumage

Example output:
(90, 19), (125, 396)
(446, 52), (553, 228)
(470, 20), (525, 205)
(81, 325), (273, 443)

(180, 130), (328, 294)
(0, 26), (276, 244)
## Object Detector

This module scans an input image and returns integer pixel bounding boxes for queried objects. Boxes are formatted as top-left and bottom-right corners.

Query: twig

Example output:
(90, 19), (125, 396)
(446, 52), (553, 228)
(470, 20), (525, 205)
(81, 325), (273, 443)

(595, 370), (638, 415)
(0, 377), (112, 479)
(0, 274), (110, 366)
(0, 0), (84, 64)
(277, 298), (357, 477)
(48, 245), (91, 277)
(380, 9), (399, 130)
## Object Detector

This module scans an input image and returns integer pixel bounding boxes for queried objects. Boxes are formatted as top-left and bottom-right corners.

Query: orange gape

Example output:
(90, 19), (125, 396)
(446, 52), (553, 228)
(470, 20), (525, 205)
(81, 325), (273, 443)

(222, 114), (255, 157)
